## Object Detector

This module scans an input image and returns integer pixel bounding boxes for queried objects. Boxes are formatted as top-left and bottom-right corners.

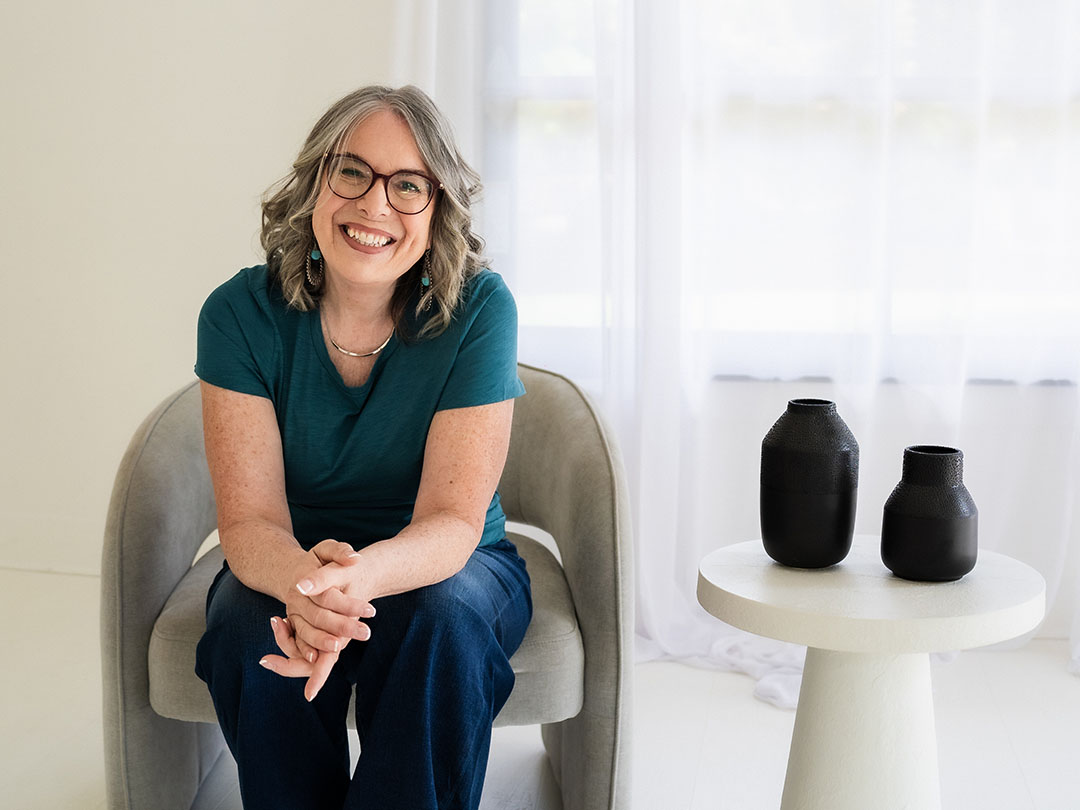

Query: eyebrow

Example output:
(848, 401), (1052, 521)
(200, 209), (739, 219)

(339, 150), (431, 178)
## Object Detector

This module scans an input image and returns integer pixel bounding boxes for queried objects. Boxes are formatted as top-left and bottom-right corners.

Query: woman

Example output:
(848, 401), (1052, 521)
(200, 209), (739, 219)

(193, 85), (532, 810)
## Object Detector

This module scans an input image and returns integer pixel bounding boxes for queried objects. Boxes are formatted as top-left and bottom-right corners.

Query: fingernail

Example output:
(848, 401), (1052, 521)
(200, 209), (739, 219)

(259, 658), (269, 668)
(270, 617), (278, 628)
(347, 552), (362, 558)
(358, 626), (371, 640)
(296, 579), (314, 595)
(307, 651), (315, 663)
(332, 639), (340, 652)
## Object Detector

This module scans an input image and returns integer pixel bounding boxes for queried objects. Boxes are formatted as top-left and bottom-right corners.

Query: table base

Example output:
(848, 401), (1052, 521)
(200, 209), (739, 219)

(781, 648), (941, 810)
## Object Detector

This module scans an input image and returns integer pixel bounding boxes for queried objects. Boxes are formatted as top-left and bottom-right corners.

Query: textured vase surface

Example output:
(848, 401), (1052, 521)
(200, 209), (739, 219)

(881, 445), (978, 582)
(760, 399), (859, 568)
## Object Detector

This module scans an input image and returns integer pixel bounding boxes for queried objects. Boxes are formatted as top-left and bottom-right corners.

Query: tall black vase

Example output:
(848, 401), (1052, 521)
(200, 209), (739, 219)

(760, 399), (859, 568)
(881, 445), (978, 582)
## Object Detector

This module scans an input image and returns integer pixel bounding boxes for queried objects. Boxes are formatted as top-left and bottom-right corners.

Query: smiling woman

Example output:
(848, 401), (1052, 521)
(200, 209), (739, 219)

(192, 85), (531, 810)
(261, 86), (486, 340)
(310, 109), (438, 358)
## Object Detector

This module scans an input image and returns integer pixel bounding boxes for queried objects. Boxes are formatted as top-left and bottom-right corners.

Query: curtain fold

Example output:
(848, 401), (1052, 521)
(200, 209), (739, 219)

(391, 0), (484, 161)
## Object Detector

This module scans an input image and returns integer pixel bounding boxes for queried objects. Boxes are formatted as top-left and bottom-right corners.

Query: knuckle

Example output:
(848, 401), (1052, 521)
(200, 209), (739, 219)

(333, 615), (353, 634)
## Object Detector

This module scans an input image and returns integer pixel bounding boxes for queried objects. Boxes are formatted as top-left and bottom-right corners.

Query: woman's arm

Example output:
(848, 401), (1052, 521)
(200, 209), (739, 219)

(292, 398), (515, 610)
(200, 381), (372, 656)
(255, 395), (515, 700)
(201, 380), (302, 599)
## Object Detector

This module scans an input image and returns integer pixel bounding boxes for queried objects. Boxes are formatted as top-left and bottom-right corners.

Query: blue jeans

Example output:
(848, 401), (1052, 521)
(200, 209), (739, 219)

(195, 539), (532, 810)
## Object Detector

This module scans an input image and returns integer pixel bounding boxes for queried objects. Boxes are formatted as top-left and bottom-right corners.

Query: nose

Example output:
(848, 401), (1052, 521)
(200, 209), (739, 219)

(355, 176), (393, 217)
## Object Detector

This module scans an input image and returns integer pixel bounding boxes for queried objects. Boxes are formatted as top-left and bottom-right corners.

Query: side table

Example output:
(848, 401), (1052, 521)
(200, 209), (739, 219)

(697, 536), (1045, 810)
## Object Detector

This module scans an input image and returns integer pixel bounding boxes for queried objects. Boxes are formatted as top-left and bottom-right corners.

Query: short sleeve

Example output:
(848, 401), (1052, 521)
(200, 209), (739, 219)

(436, 273), (526, 411)
(195, 270), (277, 399)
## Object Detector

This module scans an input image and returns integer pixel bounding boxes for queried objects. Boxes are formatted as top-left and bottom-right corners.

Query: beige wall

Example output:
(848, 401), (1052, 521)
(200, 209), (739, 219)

(0, 1), (396, 574)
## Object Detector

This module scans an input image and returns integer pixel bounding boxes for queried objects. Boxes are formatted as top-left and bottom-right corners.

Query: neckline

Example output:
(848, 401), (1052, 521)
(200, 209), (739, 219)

(309, 309), (398, 396)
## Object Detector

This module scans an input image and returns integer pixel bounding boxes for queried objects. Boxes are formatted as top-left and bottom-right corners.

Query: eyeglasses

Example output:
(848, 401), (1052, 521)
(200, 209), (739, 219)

(324, 152), (441, 215)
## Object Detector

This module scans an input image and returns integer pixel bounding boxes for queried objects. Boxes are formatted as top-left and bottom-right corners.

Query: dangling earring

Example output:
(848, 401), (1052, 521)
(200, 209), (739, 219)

(306, 246), (324, 289)
(420, 249), (433, 312)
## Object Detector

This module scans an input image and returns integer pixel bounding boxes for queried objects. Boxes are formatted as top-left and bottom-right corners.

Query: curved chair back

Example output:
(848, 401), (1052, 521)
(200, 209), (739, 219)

(101, 382), (220, 810)
(501, 364), (634, 810)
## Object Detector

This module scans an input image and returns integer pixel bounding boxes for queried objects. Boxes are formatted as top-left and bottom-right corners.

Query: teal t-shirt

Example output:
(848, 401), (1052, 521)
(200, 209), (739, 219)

(195, 265), (525, 550)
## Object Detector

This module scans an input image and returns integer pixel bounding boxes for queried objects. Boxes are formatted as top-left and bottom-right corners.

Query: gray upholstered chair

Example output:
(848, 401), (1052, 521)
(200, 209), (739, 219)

(101, 363), (632, 810)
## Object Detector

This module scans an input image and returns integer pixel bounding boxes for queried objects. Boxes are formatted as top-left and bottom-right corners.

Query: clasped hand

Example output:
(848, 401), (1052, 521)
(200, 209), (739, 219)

(259, 539), (375, 701)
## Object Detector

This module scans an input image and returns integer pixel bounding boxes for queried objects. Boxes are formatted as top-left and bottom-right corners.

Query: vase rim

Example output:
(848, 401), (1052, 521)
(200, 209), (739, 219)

(788, 398), (835, 408)
(905, 444), (962, 456)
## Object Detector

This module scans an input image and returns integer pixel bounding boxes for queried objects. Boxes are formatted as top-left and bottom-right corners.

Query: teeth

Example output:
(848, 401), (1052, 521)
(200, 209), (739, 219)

(345, 226), (391, 247)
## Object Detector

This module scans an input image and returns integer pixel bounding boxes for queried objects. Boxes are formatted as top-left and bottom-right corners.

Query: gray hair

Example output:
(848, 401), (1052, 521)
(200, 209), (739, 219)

(260, 85), (487, 338)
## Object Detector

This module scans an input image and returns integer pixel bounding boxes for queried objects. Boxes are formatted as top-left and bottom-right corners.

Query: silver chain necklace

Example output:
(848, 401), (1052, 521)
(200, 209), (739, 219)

(327, 329), (394, 358)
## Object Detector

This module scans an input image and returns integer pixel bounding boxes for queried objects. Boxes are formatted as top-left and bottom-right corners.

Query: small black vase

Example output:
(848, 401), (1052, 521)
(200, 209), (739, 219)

(881, 445), (978, 582)
(760, 399), (859, 568)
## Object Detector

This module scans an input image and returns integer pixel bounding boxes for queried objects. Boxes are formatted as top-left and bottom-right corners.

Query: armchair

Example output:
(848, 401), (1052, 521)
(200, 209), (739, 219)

(101, 363), (633, 810)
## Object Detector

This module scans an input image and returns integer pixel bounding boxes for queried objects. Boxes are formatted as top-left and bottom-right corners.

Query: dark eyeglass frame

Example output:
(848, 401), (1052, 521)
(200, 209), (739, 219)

(323, 151), (443, 215)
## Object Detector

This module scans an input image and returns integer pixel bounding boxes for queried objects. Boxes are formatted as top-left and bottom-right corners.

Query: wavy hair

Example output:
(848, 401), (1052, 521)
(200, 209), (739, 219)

(260, 85), (487, 338)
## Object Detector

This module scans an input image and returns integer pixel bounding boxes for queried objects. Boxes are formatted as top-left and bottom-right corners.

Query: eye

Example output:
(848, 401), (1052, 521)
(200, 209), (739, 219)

(335, 157), (371, 183)
(392, 173), (430, 198)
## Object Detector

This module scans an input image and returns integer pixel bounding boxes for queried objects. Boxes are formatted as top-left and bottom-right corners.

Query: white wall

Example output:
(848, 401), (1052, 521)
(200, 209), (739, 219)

(0, 1), (397, 574)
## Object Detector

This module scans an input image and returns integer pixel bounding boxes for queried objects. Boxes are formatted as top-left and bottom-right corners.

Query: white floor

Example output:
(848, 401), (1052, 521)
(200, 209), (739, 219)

(5, 566), (1079, 809)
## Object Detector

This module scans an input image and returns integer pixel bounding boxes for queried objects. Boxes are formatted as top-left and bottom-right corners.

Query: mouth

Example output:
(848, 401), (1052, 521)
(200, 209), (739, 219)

(341, 224), (396, 248)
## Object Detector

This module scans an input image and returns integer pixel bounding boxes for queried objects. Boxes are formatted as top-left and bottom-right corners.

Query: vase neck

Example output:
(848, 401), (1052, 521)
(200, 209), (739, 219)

(902, 445), (964, 486)
(786, 398), (837, 417)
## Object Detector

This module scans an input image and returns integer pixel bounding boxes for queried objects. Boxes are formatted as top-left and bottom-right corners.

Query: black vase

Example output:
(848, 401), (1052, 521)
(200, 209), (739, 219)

(881, 445), (978, 582)
(760, 399), (859, 568)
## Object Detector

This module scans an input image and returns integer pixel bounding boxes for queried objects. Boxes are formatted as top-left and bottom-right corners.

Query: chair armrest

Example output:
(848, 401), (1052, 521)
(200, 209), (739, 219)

(500, 364), (634, 810)
(101, 381), (219, 809)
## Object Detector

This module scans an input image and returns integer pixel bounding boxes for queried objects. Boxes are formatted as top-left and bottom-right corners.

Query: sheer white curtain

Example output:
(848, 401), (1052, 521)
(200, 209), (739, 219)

(395, 0), (1080, 702)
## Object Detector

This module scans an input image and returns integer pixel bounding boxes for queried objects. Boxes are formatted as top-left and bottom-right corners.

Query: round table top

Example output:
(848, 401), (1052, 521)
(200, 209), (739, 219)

(697, 536), (1045, 654)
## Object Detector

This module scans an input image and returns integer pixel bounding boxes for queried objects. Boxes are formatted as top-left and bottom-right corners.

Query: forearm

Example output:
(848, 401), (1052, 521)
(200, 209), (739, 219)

(336, 401), (513, 600)
(347, 511), (481, 601)
(219, 518), (313, 604)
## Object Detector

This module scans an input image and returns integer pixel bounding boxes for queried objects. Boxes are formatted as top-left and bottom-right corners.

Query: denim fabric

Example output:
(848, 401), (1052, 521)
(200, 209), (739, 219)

(195, 539), (532, 810)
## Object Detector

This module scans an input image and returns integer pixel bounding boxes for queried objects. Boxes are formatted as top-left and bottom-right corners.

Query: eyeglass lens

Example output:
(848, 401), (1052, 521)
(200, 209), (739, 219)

(327, 154), (434, 214)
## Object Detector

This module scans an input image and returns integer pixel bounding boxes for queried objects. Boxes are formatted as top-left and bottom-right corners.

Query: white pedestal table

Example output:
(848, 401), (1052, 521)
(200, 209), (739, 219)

(697, 536), (1045, 810)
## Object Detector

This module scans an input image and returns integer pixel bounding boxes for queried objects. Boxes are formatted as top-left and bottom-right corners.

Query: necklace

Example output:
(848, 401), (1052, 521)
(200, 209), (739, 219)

(328, 329), (394, 358)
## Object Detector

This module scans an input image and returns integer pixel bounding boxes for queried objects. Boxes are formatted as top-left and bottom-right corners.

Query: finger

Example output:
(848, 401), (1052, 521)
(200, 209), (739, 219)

(304, 649), (339, 702)
(306, 593), (375, 640)
(291, 589), (370, 643)
(312, 588), (376, 620)
(305, 601), (370, 643)
(284, 615), (321, 663)
(282, 602), (324, 663)
(311, 539), (363, 567)
(259, 654), (315, 679)
(294, 561), (352, 598)
(289, 611), (349, 654)
(270, 616), (304, 660)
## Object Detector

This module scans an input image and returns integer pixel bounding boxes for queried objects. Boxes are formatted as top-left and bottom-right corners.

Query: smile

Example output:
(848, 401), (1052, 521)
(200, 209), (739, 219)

(343, 225), (394, 248)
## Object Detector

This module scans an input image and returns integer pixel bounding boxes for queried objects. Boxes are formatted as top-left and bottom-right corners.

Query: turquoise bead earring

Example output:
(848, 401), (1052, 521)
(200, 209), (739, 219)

(306, 245), (324, 288)
(421, 250), (433, 311)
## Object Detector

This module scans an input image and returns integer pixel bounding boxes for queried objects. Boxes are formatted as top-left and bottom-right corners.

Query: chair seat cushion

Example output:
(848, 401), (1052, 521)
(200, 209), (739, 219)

(148, 532), (584, 728)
